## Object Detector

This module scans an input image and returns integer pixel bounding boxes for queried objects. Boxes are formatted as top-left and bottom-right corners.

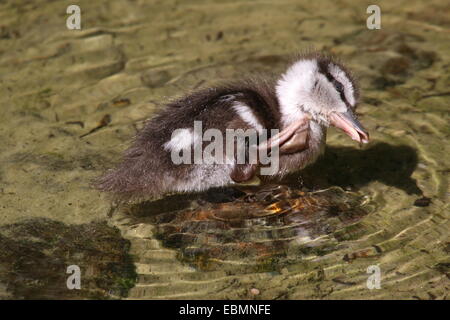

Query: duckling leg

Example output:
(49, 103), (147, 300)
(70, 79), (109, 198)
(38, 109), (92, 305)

(230, 164), (261, 196)
(229, 116), (310, 183)
(230, 163), (258, 183)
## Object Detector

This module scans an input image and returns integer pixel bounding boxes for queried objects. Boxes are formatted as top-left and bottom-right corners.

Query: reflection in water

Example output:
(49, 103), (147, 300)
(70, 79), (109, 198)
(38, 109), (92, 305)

(126, 185), (374, 273)
(122, 142), (419, 276)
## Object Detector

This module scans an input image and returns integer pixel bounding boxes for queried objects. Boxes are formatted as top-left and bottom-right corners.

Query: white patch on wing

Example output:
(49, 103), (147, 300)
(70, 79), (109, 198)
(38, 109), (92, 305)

(276, 59), (318, 127)
(328, 63), (355, 106)
(232, 102), (264, 133)
(163, 128), (200, 152)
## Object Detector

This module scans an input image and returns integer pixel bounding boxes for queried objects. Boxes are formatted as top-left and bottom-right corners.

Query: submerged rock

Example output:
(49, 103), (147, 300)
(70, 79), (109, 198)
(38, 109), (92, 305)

(0, 218), (136, 299)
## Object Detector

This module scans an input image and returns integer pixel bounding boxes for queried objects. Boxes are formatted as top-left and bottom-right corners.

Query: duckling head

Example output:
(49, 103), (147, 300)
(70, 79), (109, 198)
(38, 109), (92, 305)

(276, 54), (369, 144)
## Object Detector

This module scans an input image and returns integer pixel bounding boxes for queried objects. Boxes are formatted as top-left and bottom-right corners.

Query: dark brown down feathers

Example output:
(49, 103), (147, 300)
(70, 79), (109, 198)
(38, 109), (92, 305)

(94, 77), (281, 202)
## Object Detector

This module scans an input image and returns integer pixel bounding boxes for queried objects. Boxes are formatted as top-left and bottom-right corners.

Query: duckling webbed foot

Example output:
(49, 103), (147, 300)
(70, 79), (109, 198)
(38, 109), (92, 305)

(229, 121), (310, 183)
(258, 116), (310, 156)
(279, 124), (309, 154)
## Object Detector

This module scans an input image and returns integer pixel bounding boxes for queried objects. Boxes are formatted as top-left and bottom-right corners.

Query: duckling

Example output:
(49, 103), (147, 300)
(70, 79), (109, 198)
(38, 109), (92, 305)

(95, 52), (369, 202)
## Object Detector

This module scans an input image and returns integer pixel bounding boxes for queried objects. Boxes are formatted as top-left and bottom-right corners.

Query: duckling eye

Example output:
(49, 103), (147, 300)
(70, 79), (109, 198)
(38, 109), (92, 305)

(333, 80), (344, 93)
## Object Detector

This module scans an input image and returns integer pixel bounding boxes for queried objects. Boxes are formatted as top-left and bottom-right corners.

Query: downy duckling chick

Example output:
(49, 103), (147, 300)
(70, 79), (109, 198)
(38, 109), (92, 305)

(95, 52), (369, 202)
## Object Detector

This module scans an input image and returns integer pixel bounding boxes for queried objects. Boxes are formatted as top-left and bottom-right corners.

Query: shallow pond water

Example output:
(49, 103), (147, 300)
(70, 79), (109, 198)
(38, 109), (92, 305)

(0, 0), (449, 299)
(126, 186), (374, 272)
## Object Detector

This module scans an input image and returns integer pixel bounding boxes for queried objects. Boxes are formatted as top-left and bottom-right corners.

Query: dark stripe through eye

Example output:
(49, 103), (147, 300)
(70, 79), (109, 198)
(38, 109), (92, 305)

(333, 80), (344, 93)
(317, 60), (352, 108)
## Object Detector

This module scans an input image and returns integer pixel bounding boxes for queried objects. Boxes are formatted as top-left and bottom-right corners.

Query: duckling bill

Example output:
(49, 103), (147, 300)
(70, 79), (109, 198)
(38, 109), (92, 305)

(95, 52), (369, 201)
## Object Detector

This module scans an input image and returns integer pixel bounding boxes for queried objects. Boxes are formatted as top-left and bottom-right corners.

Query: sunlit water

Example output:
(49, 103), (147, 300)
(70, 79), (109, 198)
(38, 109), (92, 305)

(110, 184), (376, 298)
(0, 0), (448, 299)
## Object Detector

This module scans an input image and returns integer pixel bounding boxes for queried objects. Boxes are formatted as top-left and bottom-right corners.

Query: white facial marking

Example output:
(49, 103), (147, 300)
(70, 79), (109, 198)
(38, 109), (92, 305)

(232, 102), (264, 133)
(315, 72), (347, 117)
(276, 59), (318, 127)
(163, 128), (200, 152)
(328, 63), (355, 106)
(277, 59), (340, 125)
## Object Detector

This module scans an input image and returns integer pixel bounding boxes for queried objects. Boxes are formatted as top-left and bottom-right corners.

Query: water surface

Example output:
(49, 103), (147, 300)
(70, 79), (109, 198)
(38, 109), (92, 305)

(0, 0), (448, 299)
